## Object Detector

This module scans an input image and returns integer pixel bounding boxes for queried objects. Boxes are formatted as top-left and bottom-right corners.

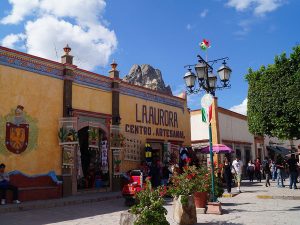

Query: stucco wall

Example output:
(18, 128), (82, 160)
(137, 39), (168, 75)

(72, 84), (112, 115)
(218, 111), (255, 161)
(119, 94), (190, 171)
(218, 112), (253, 143)
(0, 65), (63, 175)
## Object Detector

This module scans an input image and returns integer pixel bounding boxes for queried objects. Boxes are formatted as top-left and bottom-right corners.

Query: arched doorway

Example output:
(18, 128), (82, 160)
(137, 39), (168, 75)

(77, 126), (109, 190)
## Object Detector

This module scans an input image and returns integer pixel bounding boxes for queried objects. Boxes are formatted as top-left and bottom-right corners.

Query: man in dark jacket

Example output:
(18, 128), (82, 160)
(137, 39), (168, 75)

(287, 154), (298, 189)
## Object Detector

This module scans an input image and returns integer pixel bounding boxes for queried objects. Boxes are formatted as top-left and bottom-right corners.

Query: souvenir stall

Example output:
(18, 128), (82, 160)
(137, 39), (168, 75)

(76, 124), (110, 190)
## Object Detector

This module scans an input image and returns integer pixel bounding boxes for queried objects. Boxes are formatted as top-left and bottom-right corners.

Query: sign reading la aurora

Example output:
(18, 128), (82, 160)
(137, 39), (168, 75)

(125, 104), (185, 139)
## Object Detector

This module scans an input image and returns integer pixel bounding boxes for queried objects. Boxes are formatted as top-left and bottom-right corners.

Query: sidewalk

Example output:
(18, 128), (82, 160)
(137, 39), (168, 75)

(0, 191), (122, 214)
(194, 179), (300, 225)
(1, 180), (299, 224)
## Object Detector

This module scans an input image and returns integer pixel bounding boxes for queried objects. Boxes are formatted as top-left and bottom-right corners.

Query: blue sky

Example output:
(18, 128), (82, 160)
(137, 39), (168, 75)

(0, 0), (299, 113)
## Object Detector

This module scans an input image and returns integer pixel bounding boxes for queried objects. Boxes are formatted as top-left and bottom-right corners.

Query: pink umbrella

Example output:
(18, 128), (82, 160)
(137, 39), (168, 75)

(199, 144), (233, 154)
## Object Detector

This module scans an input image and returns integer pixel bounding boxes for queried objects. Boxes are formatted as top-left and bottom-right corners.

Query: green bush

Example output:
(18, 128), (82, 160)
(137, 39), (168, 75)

(131, 180), (169, 225)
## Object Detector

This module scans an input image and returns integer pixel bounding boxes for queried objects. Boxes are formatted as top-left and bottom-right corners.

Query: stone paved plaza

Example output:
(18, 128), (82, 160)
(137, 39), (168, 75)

(1, 180), (300, 225)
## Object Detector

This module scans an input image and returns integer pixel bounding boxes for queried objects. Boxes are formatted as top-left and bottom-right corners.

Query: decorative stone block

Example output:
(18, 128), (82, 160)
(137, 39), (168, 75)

(119, 211), (137, 225)
(206, 202), (222, 215)
(196, 207), (206, 214)
(173, 195), (197, 225)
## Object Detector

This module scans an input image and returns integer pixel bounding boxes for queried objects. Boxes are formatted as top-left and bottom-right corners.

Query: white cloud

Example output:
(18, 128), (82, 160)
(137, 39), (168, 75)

(200, 9), (209, 18)
(1, 33), (26, 48)
(234, 19), (252, 37)
(1, 0), (39, 24)
(0, 0), (117, 71)
(226, 0), (284, 16)
(229, 98), (248, 115)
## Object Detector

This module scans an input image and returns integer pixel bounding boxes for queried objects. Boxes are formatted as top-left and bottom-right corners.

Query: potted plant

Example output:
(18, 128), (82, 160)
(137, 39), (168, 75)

(89, 128), (99, 146)
(120, 180), (169, 225)
(168, 165), (197, 225)
(193, 167), (210, 209)
(58, 127), (68, 144)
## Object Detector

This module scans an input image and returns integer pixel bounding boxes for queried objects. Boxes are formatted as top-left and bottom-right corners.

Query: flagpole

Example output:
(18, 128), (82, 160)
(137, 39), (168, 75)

(208, 122), (216, 202)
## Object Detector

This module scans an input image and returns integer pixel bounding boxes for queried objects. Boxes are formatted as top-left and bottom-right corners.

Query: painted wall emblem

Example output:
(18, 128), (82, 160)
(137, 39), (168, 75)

(0, 105), (38, 155)
(5, 105), (29, 154)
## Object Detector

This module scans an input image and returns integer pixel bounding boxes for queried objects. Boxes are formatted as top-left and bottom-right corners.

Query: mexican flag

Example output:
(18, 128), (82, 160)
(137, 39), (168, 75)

(200, 39), (210, 51)
(202, 105), (212, 123)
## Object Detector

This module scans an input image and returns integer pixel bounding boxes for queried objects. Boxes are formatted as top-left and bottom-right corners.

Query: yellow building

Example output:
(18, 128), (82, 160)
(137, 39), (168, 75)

(0, 45), (190, 196)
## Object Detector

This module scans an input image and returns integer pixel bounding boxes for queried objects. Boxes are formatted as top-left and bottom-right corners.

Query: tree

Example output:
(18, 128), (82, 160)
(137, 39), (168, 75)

(246, 45), (300, 140)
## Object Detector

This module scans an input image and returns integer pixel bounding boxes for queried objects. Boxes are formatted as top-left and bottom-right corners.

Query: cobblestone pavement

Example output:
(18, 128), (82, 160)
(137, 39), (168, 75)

(1, 180), (299, 225)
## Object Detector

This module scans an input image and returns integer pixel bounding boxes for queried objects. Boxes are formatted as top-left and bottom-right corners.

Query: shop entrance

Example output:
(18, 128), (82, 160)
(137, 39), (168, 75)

(77, 126), (109, 190)
(149, 142), (163, 163)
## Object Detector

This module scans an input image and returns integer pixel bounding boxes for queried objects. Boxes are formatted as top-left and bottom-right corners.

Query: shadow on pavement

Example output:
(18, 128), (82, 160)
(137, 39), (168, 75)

(222, 202), (251, 206)
(242, 190), (268, 193)
(289, 206), (300, 211)
(198, 221), (243, 225)
(0, 198), (128, 225)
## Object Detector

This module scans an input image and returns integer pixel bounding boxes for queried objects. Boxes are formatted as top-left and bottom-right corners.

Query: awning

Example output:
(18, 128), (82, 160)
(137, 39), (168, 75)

(267, 146), (290, 156)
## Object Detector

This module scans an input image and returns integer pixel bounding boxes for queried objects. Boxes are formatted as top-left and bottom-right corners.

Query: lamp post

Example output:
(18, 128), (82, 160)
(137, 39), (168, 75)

(183, 54), (232, 202)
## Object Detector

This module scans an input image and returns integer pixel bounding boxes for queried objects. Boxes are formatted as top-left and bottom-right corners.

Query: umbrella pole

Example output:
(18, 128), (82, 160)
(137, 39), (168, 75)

(209, 123), (216, 202)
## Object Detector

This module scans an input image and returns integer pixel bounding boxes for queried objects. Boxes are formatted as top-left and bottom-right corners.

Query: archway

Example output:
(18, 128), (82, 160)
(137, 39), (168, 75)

(77, 126), (109, 190)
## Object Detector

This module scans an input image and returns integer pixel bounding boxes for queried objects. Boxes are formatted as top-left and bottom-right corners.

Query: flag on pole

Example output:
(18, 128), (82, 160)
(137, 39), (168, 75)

(201, 105), (212, 123)
(200, 39), (211, 51)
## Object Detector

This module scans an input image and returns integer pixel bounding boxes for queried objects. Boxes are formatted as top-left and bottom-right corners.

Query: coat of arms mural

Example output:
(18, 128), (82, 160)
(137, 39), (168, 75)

(6, 105), (29, 154)
(0, 105), (38, 154)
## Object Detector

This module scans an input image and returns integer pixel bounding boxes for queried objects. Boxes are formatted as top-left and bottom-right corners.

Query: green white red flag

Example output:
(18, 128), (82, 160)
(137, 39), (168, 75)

(200, 39), (211, 51)
(201, 105), (212, 123)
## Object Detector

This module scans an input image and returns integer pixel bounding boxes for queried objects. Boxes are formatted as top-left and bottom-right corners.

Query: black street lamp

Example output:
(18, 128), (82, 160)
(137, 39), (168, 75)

(183, 55), (232, 96)
(183, 53), (232, 202)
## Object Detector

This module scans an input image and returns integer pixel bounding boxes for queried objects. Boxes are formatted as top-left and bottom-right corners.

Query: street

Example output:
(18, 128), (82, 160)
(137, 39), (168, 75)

(1, 180), (300, 225)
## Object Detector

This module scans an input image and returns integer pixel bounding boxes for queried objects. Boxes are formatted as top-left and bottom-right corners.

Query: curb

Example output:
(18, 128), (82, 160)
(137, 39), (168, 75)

(256, 195), (300, 200)
(256, 195), (273, 199)
(222, 193), (239, 198)
(0, 194), (122, 214)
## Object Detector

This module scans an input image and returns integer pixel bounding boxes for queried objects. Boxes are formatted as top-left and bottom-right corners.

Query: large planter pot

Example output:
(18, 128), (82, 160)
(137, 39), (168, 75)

(194, 192), (208, 208)
(173, 195), (197, 225)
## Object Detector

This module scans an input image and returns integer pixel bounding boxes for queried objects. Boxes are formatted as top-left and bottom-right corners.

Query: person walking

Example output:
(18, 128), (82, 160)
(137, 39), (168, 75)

(0, 163), (21, 205)
(232, 156), (243, 192)
(263, 157), (271, 187)
(287, 154), (298, 189)
(222, 156), (232, 193)
(270, 160), (276, 181)
(149, 160), (161, 188)
(247, 160), (255, 182)
(276, 155), (285, 188)
(161, 165), (171, 186)
(254, 158), (262, 182)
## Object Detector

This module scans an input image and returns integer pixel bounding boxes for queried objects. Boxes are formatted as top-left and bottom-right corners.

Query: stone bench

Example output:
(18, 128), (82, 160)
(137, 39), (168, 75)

(4, 170), (62, 202)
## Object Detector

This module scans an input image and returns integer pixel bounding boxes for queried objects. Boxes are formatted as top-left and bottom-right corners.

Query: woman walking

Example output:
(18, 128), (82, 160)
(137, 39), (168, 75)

(222, 156), (232, 193)
(247, 160), (255, 182)
(263, 157), (271, 187)
(255, 158), (262, 182)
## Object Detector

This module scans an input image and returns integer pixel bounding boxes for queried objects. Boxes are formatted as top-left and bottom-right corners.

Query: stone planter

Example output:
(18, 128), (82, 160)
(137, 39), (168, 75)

(206, 202), (222, 215)
(193, 192), (208, 208)
(173, 195), (197, 225)
(119, 211), (137, 225)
